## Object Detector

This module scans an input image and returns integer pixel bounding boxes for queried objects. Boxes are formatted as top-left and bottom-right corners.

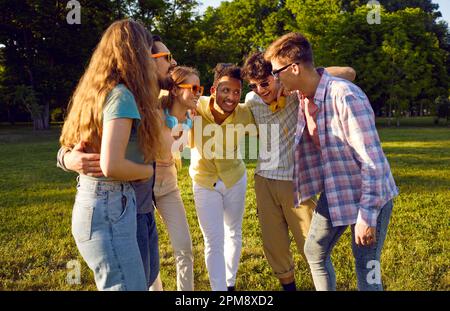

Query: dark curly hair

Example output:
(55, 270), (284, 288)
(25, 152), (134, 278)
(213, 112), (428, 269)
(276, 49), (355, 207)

(241, 51), (272, 81)
(213, 63), (242, 87)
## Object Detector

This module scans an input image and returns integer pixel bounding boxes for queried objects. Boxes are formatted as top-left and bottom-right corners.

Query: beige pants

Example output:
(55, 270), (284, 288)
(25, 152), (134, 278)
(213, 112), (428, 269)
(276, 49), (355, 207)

(254, 174), (316, 279)
(154, 163), (194, 291)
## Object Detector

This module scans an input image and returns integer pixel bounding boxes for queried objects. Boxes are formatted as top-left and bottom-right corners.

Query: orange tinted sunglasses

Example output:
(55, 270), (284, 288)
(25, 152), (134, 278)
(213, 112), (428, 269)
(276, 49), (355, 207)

(178, 84), (204, 96)
(151, 52), (173, 62)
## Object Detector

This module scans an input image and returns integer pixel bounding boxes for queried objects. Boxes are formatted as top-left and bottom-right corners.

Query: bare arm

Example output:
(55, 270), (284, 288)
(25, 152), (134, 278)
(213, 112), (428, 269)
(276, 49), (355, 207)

(325, 66), (357, 82)
(100, 118), (153, 181)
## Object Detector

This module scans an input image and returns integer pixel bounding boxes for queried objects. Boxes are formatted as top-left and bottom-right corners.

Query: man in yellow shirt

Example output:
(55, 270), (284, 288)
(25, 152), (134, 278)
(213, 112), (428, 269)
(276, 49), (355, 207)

(189, 63), (255, 291)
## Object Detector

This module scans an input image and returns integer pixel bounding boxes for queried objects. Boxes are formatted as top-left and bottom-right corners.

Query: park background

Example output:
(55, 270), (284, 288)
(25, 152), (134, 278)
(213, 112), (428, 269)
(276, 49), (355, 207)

(0, 0), (449, 290)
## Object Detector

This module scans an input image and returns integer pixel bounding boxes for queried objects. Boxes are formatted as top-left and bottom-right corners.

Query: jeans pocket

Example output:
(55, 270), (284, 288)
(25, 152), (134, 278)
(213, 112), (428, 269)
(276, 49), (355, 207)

(107, 190), (131, 224)
(72, 199), (94, 243)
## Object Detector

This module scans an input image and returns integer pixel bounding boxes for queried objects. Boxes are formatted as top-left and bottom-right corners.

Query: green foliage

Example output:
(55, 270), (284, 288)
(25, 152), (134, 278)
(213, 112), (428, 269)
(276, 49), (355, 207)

(0, 0), (117, 128)
(0, 0), (448, 118)
(189, 0), (289, 88)
(282, 4), (449, 121)
(13, 85), (39, 119)
(184, 0), (449, 108)
(50, 107), (64, 122)
(341, 0), (439, 14)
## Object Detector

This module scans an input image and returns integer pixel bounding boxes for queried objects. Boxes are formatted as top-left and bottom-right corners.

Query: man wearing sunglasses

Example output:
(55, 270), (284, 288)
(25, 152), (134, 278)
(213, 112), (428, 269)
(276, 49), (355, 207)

(56, 35), (178, 291)
(151, 35), (178, 89)
(264, 32), (398, 291)
(242, 51), (356, 291)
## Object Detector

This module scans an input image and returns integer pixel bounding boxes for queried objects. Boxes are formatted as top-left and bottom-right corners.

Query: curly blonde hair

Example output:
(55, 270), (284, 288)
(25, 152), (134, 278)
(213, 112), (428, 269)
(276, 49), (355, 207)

(60, 19), (162, 162)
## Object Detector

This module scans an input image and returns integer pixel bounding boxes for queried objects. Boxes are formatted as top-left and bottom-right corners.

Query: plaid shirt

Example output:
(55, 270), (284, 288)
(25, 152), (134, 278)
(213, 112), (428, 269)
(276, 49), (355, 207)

(245, 91), (298, 181)
(294, 68), (398, 227)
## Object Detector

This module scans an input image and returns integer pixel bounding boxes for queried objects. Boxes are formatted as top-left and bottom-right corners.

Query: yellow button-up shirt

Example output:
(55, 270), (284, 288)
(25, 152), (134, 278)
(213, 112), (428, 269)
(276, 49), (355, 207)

(189, 96), (256, 189)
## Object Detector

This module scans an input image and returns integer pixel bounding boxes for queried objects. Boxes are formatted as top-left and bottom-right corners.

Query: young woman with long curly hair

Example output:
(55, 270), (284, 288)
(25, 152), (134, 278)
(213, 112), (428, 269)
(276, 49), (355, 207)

(59, 19), (161, 291)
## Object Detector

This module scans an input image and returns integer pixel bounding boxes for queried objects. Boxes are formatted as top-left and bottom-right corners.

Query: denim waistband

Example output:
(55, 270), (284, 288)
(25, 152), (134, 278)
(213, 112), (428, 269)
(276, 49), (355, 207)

(77, 175), (133, 192)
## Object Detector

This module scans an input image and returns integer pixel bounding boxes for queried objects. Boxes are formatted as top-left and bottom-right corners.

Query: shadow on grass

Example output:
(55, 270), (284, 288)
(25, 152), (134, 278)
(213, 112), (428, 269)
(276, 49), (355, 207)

(0, 190), (76, 210)
(394, 175), (450, 193)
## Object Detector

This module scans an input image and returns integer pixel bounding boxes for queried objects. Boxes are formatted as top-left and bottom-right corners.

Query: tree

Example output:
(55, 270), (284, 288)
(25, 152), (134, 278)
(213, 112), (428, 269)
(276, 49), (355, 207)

(341, 0), (439, 14)
(0, 0), (448, 125)
(152, 0), (201, 65)
(12, 84), (41, 129)
(435, 95), (449, 124)
(0, 0), (117, 129)
(193, 0), (291, 89)
(291, 4), (449, 125)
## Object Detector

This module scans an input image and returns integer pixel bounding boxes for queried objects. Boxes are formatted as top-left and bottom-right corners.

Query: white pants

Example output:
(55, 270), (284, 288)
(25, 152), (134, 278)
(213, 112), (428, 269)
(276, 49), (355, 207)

(193, 173), (247, 291)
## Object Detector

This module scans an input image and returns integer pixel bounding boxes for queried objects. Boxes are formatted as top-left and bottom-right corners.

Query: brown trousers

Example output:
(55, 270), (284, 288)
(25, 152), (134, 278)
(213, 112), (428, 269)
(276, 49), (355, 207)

(254, 174), (316, 279)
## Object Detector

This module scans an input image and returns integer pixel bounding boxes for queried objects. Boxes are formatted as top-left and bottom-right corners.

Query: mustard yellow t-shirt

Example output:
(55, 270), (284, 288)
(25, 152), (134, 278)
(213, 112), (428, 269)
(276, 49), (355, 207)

(189, 96), (256, 189)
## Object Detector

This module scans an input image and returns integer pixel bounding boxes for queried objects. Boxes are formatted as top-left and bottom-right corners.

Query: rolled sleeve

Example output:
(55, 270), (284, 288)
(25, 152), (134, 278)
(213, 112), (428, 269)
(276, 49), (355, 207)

(56, 146), (71, 172)
(339, 92), (385, 226)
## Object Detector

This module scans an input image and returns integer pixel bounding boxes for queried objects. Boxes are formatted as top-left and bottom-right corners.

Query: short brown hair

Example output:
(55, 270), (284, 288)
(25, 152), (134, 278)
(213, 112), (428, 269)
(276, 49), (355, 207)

(213, 63), (242, 86)
(264, 32), (314, 66)
(241, 51), (272, 81)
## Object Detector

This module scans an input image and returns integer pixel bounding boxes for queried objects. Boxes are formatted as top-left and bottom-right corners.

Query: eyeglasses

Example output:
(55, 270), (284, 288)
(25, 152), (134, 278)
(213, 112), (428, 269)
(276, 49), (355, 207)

(151, 52), (173, 63)
(271, 62), (298, 79)
(248, 80), (270, 90)
(178, 84), (204, 96)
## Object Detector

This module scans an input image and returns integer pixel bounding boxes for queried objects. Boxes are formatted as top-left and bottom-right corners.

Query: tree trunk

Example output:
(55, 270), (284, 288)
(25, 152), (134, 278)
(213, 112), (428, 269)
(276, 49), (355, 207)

(7, 108), (15, 125)
(388, 102), (392, 127)
(33, 103), (50, 130)
(43, 102), (50, 129)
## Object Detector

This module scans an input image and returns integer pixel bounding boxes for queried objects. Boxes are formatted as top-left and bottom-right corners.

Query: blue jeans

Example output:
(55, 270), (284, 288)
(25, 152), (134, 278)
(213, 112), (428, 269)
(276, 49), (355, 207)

(72, 176), (147, 291)
(136, 211), (159, 287)
(133, 177), (159, 288)
(304, 193), (393, 291)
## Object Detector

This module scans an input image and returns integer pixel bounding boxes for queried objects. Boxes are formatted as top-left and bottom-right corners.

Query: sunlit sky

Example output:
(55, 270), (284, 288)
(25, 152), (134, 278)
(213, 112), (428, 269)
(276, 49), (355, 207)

(197, 0), (224, 13)
(435, 0), (450, 24)
(198, 0), (450, 25)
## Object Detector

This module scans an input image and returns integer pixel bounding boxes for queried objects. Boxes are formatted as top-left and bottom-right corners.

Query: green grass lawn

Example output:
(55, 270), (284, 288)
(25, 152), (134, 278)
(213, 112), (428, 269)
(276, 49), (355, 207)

(0, 124), (449, 291)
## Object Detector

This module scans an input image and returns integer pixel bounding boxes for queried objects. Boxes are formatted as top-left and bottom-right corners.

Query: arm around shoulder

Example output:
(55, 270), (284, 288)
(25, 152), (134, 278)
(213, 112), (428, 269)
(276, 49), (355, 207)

(326, 66), (356, 82)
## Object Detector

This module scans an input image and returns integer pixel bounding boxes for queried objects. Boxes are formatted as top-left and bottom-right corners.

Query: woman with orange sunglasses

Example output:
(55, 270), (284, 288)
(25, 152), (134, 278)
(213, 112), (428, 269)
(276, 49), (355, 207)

(153, 66), (204, 291)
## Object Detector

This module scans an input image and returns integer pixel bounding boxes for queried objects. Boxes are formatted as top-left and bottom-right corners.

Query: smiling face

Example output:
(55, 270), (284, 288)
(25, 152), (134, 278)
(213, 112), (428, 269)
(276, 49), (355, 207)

(248, 75), (279, 104)
(211, 76), (242, 113)
(174, 74), (201, 110)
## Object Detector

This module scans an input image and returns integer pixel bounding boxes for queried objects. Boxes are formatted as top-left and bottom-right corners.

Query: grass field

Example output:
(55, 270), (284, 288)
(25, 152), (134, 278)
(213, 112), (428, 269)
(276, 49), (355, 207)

(0, 124), (449, 291)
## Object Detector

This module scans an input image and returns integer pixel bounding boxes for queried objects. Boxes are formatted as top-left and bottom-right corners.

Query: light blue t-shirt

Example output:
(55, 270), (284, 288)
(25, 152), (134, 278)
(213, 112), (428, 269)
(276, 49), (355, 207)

(103, 84), (144, 165)
(103, 84), (155, 214)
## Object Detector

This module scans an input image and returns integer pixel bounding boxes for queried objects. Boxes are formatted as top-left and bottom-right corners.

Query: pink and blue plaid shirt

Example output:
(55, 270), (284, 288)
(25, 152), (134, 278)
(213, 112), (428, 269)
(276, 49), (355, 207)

(293, 68), (398, 227)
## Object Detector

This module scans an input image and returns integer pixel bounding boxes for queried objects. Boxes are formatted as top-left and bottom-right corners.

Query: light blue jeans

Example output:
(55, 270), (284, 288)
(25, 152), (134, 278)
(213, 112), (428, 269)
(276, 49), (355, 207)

(72, 175), (147, 291)
(304, 193), (393, 291)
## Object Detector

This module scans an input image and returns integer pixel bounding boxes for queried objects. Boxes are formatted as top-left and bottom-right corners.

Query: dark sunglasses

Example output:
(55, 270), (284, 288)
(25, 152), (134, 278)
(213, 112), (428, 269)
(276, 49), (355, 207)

(271, 62), (298, 79)
(248, 81), (270, 90)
